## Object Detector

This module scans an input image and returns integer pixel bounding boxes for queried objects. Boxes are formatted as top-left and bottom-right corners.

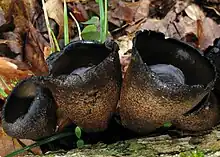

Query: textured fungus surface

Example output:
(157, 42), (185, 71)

(2, 80), (57, 140)
(119, 30), (218, 134)
(43, 40), (122, 132)
(2, 40), (122, 140)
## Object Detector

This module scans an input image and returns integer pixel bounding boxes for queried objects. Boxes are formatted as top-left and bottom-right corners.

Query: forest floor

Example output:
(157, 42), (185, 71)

(0, 0), (220, 156)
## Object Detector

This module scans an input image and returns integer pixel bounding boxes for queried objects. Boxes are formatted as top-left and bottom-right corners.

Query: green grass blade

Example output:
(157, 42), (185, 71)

(64, 0), (69, 46)
(0, 87), (7, 98)
(104, 0), (108, 41)
(5, 132), (74, 157)
(99, 0), (104, 42)
(42, 0), (55, 53)
(50, 27), (60, 51)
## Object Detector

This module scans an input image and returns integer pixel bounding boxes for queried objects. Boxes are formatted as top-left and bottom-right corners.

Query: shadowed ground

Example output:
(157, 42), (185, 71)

(27, 125), (220, 157)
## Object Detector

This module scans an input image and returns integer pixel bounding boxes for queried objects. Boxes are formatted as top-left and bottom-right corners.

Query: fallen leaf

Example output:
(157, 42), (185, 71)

(185, 3), (205, 21)
(0, 7), (6, 27)
(45, 0), (64, 39)
(86, 0), (123, 27)
(69, 2), (89, 22)
(0, 127), (42, 156)
(0, 57), (32, 99)
(200, 17), (220, 50)
(0, 57), (32, 78)
(3, 32), (23, 61)
(110, 0), (134, 23)
(116, 35), (132, 78)
(43, 46), (51, 59)
(0, 6), (14, 33)
(141, 4), (220, 50)
(0, 41), (18, 59)
(24, 23), (49, 76)
(149, 0), (176, 18)
(131, 0), (150, 22)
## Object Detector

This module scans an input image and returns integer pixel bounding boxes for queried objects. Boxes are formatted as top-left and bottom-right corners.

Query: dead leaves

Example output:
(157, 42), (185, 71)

(0, 127), (42, 156)
(86, 0), (150, 29)
(141, 3), (220, 50)
(24, 23), (49, 76)
(45, 0), (64, 39)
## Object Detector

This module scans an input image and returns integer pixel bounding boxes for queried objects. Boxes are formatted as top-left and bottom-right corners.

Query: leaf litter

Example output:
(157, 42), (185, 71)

(0, 0), (219, 155)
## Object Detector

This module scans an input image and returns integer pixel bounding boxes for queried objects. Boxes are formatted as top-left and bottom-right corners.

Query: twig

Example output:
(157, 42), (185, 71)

(41, 0), (55, 52)
(69, 12), (82, 40)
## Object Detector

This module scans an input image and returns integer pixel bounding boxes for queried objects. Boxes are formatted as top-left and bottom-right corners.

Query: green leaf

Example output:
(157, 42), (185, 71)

(63, 0), (69, 46)
(82, 25), (97, 34)
(82, 31), (100, 41)
(75, 126), (82, 139)
(163, 122), (172, 128)
(95, 0), (99, 3)
(81, 25), (100, 41)
(81, 16), (99, 26)
(76, 139), (84, 148)
(0, 88), (7, 98)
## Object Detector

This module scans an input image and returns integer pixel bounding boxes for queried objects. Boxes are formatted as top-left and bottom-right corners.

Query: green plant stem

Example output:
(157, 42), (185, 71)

(99, 0), (104, 42)
(0, 76), (11, 91)
(64, 0), (69, 45)
(5, 132), (74, 157)
(50, 27), (60, 51)
(104, 0), (108, 40)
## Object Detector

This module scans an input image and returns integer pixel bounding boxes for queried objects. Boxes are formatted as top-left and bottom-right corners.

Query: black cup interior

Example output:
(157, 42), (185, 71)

(4, 81), (37, 123)
(134, 31), (216, 86)
(49, 41), (111, 77)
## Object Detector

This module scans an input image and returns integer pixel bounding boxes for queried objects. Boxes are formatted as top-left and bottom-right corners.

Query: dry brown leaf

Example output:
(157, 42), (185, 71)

(0, 57), (32, 98)
(149, 0), (176, 18)
(86, 1), (122, 27)
(43, 46), (51, 59)
(24, 23), (49, 76)
(200, 17), (220, 50)
(0, 7), (6, 27)
(61, 0), (90, 2)
(141, 5), (220, 51)
(126, 0), (150, 23)
(110, 0), (134, 23)
(0, 57), (32, 79)
(0, 127), (42, 156)
(45, 0), (64, 39)
(185, 3), (205, 21)
(22, 0), (42, 23)
(3, 32), (23, 61)
(116, 36), (133, 78)
(69, 2), (89, 22)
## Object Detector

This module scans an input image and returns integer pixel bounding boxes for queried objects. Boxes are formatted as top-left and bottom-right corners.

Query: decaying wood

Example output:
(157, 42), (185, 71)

(27, 126), (220, 157)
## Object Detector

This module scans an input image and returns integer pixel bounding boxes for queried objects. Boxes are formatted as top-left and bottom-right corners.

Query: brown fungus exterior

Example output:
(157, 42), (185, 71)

(1, 80), (57, 140)
(119, 30), (219, 134)
(2, 40), (122, 140)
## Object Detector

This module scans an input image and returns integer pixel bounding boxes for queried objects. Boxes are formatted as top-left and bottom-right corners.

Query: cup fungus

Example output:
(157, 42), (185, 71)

(119, 30), (218, 134)
(2, 40), (122, 139)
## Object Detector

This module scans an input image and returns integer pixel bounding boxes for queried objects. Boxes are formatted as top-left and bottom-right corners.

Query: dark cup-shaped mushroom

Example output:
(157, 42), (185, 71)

(205, 38), (220, 94)
(2, 40), (121, 140)
(37, 40), (121, 133)
(2, 80), (57, 140)
(172, 92), (220, 132)
(119, 30), (217, 134)
(171, 38), (220, 132)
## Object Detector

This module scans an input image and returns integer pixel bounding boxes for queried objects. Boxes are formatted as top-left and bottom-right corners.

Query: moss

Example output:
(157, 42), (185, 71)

(26, 129), (220, 157)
